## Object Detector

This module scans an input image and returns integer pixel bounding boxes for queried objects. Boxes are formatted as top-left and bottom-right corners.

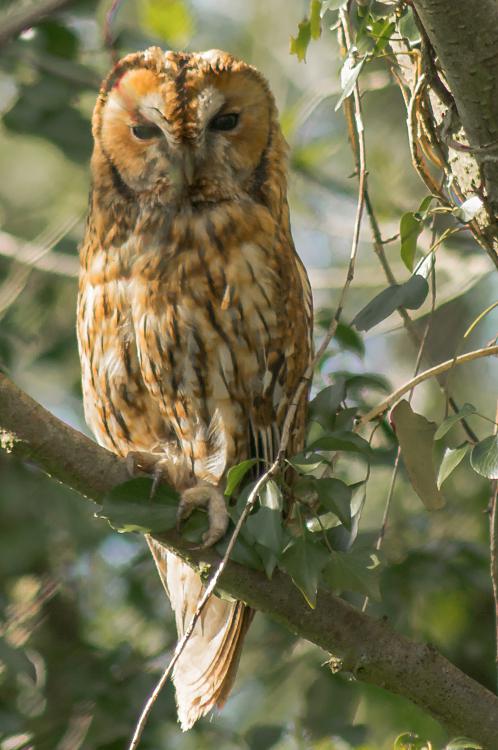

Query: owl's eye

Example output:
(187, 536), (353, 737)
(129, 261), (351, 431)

(209, 112), (239, 131)
(131, 124), (162, 140)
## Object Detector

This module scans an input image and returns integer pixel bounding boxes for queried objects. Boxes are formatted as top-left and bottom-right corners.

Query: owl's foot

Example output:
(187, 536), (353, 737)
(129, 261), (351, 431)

(125, 450), (170, 497)
(177, 484), (229, 548)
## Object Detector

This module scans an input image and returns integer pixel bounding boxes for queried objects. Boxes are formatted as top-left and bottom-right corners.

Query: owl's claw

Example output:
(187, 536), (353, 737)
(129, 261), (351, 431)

(177, 484), (229, 548)
(125, 451), (169, 497)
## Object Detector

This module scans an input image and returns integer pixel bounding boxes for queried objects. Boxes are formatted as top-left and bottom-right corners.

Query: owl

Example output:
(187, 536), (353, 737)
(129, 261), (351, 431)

(77, 47), (313, 730)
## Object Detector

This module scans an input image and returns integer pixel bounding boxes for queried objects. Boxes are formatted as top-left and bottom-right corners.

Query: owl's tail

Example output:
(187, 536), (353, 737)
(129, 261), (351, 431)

(147, 538), (253, 730)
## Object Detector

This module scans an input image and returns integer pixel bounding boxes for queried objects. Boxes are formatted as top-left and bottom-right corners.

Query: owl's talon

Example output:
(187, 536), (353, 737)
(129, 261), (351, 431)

(177, 484), (229, 547)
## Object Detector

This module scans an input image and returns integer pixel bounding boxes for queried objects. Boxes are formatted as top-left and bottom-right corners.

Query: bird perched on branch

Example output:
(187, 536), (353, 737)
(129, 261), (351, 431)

(77, 46), (312, 730)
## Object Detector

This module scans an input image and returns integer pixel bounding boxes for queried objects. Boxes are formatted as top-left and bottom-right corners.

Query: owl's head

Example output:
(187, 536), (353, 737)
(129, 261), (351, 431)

(91, 47), (288, 211)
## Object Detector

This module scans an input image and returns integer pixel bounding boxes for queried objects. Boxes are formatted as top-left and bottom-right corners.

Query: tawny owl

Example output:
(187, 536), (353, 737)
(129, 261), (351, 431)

(77, 47), (312, 730)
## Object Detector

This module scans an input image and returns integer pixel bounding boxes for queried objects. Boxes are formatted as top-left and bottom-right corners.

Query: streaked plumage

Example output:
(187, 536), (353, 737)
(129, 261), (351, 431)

(77, 47), (312, 729)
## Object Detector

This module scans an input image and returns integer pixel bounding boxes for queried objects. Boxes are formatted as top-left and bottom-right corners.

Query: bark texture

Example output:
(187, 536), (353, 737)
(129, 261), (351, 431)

(413, 0), (498, 216)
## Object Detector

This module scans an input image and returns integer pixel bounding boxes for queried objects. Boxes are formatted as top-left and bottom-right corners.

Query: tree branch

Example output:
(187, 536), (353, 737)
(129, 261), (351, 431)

(412, 0), (498, 219)
(359, 345), (498, 426)
(0, 0), (76, 49)
(2, 372), (498, 745)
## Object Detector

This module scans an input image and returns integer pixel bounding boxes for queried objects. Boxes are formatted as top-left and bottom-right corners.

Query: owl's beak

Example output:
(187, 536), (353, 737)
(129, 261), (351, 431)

(183, 150), (195, 186)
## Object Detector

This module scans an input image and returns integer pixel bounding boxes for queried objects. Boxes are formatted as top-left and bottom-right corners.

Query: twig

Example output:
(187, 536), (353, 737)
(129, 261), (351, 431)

(0, 0), (75, 48)
(364, 192), (479, 442)
(103, 0), (124, 64)
(128, 10), (368, 747)
(359, 345), (498, 426)
(362, 247), (437, 613)
(0, 231), (79, 278)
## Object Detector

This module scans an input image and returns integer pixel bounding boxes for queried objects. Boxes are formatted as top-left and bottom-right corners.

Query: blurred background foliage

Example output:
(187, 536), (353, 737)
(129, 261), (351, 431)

(0, 1), (497, 749)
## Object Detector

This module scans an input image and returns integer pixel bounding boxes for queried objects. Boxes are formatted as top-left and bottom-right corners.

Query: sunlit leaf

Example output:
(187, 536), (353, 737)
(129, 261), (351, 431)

(394, 733), (432, 750)
(314, 478), (352, 529)
(141, 0), (193, 46)
(259, 479), (283, 510)
(279, 535), (330, 608)
(310, 0), (322, 39)
(445, 738), (483, 750)
(453, 195), (483, 223)
(335, 55), (366, 111)
(352, 275), (429, 331)
(434, 403), (477, 439)
(371, 19), (395, 54)
(97, 478), (179, 533)
(470, 435), (498, 479)
(322, 550), (382, 600)
(290, 18), (312, 62)
(391, 401), (445, 510)
(400, 211), (423, 271)
(437, 444), (470, 488)
(225, 459), (258, 497)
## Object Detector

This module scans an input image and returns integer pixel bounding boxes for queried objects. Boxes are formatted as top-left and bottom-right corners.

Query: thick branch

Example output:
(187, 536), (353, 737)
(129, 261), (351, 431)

(412, 0), (498, 217)
(0, 374), (128, 500)
(2, 372), (498, 747)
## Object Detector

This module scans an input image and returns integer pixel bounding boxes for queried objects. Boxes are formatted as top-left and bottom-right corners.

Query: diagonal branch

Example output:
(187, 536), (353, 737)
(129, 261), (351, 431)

(2, 373), (498, 745)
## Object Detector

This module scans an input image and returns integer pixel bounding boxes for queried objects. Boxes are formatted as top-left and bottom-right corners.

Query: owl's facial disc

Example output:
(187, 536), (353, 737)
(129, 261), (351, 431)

(95, 49), (276, 206)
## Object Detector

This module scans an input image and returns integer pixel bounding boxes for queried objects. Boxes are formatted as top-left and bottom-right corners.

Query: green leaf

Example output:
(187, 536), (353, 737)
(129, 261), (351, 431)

(287, 453), (328, 474)
(314, 478), (352, 529)
(394, 734), (431, 750)
(309, 379), (347, 428)
(247, 507), (284, 555)
(445, 739), (483, 750)
(400, 211), (423, 271)
(279, 535), (330, 607)
(310, 0), (322, 39)
(309, 431), (372, 456)
(340, 371), (391, 394)
(254, 544), (279, 578)
(437, 444), (470, 488)
(96, 478), (179, 533)
(335, 55), (366, 112)
(371, 19), (395, 54)
(322, 550), (382, 600)
(290, 18), (312, 62)
(352, 274), (429, 331)
(470, 435), (498, 479)
(259, 479), (283, 510)
(334, 321), (365, 357)
(453, 195), (483, 223)
(225, 459), (258, 497)
(216, 531), (264, 572)
(391, 400), (445, 510)
(434, 403), (477, 439)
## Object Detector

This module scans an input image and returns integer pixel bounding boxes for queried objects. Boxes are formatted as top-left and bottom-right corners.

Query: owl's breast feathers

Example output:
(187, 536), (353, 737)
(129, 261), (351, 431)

(78, 198), (312, 488)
